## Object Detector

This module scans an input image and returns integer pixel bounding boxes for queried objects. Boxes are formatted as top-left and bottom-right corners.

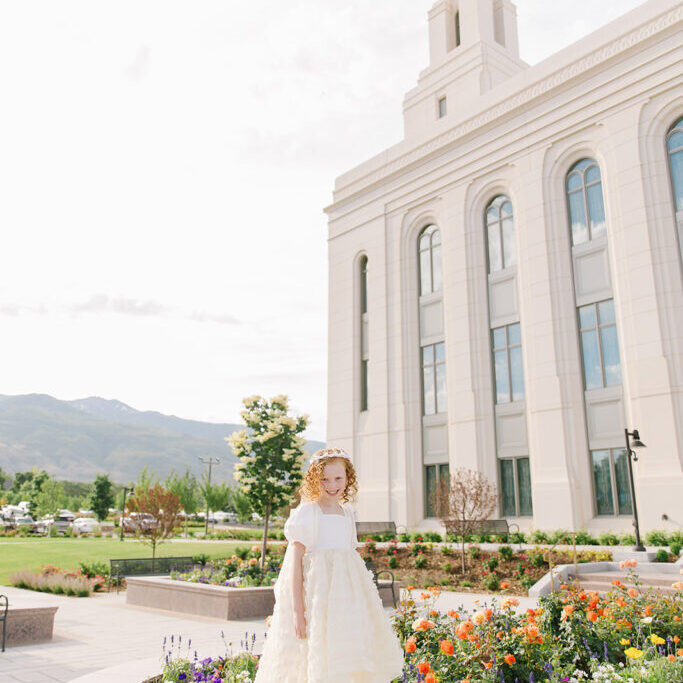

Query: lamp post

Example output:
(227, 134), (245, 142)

(119, 486), (132, 542)
(199, 457), (220, 536)
(624, 428), (646, 552)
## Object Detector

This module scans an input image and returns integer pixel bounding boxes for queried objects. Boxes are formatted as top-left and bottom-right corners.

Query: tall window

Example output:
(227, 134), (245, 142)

(491, 323), (524, 403)
(454, 11), (461, 47)
(668, 116), (683, 213)
(486, 195), (515, 272)
(591, 448), (632, 516)
(421, 342), (447, 415)
(567, 158), (606, 246)
(359, 256), (369, 412)
(425, 463), (450, 517)
(499, 457), (533, 517)
(578, 299), (621, 390)
(419, 225), (443, 295)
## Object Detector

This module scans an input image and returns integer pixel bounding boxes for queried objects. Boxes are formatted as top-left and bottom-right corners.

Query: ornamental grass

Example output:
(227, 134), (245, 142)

(394, 565), (683, 682)
(10, 567), (96, 597)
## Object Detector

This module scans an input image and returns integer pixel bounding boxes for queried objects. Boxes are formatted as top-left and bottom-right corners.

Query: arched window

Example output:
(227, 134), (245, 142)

(359, 255), (369, 412)
(418, 225), (442, 296)
(566, 158), (606, 246)
(485, 195), (515, 272)
(667, 116), (683, 213)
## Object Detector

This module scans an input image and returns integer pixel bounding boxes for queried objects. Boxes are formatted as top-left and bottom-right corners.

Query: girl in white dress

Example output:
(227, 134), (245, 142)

(254, 447), (404, 683)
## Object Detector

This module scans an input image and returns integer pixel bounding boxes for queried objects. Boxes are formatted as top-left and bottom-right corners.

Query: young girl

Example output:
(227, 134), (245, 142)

(255, 447), (404, 683)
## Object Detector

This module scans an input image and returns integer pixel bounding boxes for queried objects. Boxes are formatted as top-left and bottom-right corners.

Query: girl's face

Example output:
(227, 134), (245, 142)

(319, 460), (347, 503)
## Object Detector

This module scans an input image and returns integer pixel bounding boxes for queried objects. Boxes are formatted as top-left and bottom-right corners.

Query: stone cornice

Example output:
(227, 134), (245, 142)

(327, 3), (682, 213)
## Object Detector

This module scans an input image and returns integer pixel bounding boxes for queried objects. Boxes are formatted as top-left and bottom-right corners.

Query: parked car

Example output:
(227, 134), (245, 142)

(54, 513), (75, 533)
(72, 517), (101, 534)
(14, 515), (36, 530)
(121, 513), (158, 533)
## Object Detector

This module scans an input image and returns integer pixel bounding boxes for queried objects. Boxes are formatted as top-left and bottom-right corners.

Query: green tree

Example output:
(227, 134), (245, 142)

(0, 467), (11, 492)
(135, 465), (157, 493)
(165, 468), (200, 536)
(90, 474), (115, 521)
(33, 477), (65, 518)
(228, 394), (309, 570)
(198, 476), (231, 530)
(228, 485), (253, 523)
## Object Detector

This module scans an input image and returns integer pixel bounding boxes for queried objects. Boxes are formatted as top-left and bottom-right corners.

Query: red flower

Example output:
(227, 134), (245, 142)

(504, 654), (516, 665)
(417, 661), (430, 674)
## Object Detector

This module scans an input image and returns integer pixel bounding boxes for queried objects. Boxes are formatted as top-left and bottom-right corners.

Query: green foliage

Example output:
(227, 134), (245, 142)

(414, 554), (427, 569)
(460, 579), (473, 587)
(483, 573), (500, 591)
(654, 549), (669, 563)
(0, 467), (11, 492)
(33, 477), (65, 518)
(192, 554), (210, 566)
(529, 550), (546, 568)
(135, 465), (158, 493)
(199, 478), (231, 517)
(399, 532), (411, 542)
(498, 545), (513, 561)
(229, 486), (253, 522)
(549, 528), (573, 544)
(424, 531), (442, 542)
(466, 545), (481, 559)
(645, 529), (670, 546)
(90, 474), (115, 521)
(388, 555), (398, 569)
(165, 468), (200, 520)
(669, 542), (681, 556)
(440, 544), (453, 556)
(485, 556), (499, 571)
(529, 529), (550, 543)
(443, 561), (453, 573)
(575, 530), (599, 545)
(598, 531), (620, 546)
(78, 561), (109, 578)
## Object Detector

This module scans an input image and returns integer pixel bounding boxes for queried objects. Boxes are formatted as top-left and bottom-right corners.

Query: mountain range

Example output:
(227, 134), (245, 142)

(0, 394), (325, 484)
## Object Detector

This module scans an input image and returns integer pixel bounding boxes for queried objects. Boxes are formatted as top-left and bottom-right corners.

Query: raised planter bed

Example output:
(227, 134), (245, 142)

(126, 576), (275, 619)
(4, 605), (59, 647)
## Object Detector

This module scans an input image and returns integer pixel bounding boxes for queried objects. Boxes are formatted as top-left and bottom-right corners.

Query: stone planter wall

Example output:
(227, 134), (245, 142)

(4, 606), (59, 646)
(126, 576), (275, 619)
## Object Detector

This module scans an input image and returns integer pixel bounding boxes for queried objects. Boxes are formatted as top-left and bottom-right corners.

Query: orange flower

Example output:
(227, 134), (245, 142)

(627, 588), (638, 598)
(425, 674), (437, 683)
(455, 621), (474, 640)
(587, 611), (598, 622)
(674, 616), (681, 622)
(504, 654), (516, 665)
(448, 610), (459, 619)
(643, 605), (653, 617)
(500, 581), (510, 589)
(668, 654), (676, 662)
(611, 579), (622, 587)
(561, 605), (575, 621)
(417, 661), (430, 675)
(429, 610), (439, 616)
(678, 648), (683, 657)
(440, 640), (454, 655)
(413, 618), (436, 632)
(560, 584), (567, 590)
(483, 661), (493, 669)
(406, 585), (415, 591)
(502, 597), (520, 610)
(578, 592), (587, 601)
(619, 559), (637, 569)
(405, 637), (416, 653)
(674, 636), (680, 644)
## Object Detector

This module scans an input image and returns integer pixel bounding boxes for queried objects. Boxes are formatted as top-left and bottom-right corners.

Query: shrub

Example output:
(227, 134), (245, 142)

(485, 557), (499, 572)
(424, 531), (442, 543)
(670, 542), (681, 556)
(443, 562), (453, 573)
(388, 555), (398, 569)
(528, 529), (549, 544)
(509, 531), (526, 544)
(440, 544), (453, 556)
(79, 561), (109, 578)
(620, 533), (636, 545)
(10, 569), (94, 597)
(528, 550), (546, 568)
(549, 528), (573, 545)
(399, 533), (411, 543)
(654, 549), (669, 563)
(483, 574), (500, 591)
(574, 530), (598, 545)
(439, 578), (450, 586)
(192, 554), (210, 566)
(473, 533), (490, 543)
(520, 575), (537, 590)
(598, 531), (620, 546)
(381, 533), (396, 542)
(414, 554), (427, 569)
(646, 529), (670, 546)
(498, 545), (513, 561)
(466, 545), (481, 560)
(460, 580), (473, 587)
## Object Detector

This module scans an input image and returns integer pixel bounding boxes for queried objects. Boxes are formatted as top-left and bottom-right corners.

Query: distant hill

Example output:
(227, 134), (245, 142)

(0, 394), (325, 484)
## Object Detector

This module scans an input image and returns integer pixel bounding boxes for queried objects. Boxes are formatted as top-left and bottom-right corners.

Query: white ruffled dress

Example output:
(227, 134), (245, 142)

(254, 501), (404, 683)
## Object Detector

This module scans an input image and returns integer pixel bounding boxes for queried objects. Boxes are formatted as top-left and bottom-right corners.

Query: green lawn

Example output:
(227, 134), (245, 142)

(0, 537), (252, 585)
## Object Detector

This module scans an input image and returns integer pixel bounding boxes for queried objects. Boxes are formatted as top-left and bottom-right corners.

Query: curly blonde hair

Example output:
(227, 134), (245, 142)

(300, 456), (358, 504)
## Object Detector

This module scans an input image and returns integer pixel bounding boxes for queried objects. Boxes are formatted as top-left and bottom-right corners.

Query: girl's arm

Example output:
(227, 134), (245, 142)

(291, 540), (306, 639)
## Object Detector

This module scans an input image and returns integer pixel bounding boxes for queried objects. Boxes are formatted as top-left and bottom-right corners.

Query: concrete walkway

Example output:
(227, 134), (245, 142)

(0, 586), (539, 683)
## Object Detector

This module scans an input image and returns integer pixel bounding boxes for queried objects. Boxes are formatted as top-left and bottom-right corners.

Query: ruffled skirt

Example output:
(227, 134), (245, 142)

(254, 547), (404, 683)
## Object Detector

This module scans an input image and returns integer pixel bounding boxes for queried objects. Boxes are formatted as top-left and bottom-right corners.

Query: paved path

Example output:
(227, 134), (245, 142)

(0, 586), (539, 683)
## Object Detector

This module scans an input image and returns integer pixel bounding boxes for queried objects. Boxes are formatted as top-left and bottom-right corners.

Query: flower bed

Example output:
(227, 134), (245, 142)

(361, 539), (613, 595)
(170, 546), (284, 588)
(394, 564), (683, 681)
(10, 564), (105, 596)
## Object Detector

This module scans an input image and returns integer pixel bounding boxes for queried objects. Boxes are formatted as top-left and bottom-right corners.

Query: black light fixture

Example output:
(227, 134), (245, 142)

(624, 428), (646, 552)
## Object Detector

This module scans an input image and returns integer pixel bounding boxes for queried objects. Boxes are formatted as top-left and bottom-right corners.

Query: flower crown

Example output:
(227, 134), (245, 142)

(310, 447), (351, 464)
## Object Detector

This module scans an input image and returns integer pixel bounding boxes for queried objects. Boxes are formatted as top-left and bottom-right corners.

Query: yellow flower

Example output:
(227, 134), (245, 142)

(624, 647), (644, 659)
(619, 638), (630, 645)
(650, 634), (666, 645)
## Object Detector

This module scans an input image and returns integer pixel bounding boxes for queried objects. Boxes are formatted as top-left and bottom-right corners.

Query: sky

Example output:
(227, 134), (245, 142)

(0, 0), (646, 441)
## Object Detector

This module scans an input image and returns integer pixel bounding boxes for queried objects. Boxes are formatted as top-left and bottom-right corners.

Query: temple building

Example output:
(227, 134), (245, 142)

(324, 0), (683, 532)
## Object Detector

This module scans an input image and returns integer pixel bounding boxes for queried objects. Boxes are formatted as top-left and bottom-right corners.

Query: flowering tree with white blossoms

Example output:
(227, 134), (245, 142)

(227, 395), (309, 570)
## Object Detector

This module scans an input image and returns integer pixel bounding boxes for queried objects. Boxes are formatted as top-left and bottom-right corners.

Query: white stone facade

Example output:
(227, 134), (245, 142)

(324, 0), (683, 533)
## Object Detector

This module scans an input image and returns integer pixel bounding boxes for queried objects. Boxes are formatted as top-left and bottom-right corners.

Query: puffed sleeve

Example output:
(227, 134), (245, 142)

(284, 503), (315, 549)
